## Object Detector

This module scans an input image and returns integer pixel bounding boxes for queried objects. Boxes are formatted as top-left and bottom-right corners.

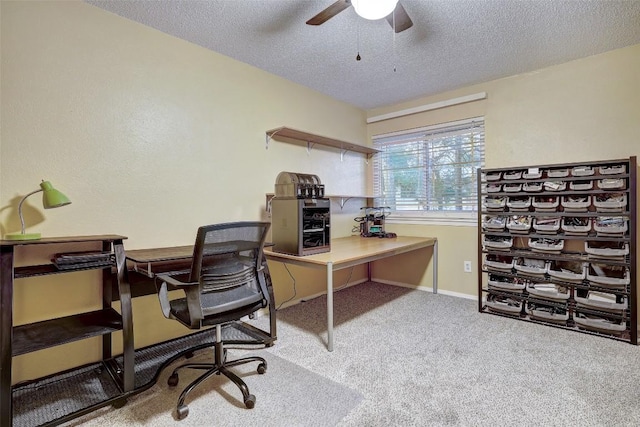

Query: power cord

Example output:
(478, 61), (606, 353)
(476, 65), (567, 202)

(276, 263), (297, 310)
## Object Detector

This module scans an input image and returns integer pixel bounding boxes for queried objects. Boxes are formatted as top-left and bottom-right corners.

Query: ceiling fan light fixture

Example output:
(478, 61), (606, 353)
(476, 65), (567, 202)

(352, 0), (399, 21)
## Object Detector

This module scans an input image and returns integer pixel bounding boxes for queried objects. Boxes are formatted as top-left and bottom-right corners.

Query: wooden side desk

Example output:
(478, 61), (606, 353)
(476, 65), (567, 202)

(264, 235), (438, 351)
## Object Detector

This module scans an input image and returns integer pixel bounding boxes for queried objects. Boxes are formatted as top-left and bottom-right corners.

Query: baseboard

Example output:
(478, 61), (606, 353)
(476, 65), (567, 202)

(371, 278), (477, 301)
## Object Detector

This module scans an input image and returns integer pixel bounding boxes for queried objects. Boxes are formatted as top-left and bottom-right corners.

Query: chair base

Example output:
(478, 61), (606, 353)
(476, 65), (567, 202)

(168, 340), (267, 420)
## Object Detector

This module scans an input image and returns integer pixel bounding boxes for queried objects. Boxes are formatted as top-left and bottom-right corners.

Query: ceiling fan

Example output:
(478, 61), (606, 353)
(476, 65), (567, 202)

(307, 0), (413, 33)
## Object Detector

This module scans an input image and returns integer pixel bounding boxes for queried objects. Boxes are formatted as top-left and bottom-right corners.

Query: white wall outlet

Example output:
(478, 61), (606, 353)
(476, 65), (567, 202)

(464, 261), (472, 273)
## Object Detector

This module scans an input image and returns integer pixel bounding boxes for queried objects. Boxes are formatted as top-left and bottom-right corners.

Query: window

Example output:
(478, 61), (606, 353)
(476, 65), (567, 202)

(372, 118), (485, 225)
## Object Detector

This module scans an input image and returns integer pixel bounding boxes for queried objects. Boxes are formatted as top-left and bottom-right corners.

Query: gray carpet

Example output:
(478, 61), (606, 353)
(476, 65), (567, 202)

(67, 282), (640, 426)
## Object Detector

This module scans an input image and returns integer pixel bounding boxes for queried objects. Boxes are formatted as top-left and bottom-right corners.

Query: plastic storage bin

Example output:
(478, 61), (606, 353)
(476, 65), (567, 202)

(503, 170), (523, 180)
(585, 241), (629, 259)
(484, 171), (501, 181)
(525, 301), (569, 324)
(506, 196), (531, 211)
(561, 217), (591, 235)
(484, 254), (514, 272)
(587, 263), (629, 289)
(593, 193), (627, 212)
(487, 274), (525, 292)
(486, 293), (522, 315)
(482, 215), (507, 231)
(514, 257), (548, 277)
(569, 180), (593, 191)
(593, 216), (628, 236)
(522, 182), (543, 192)
(547, 168), (569, 178)
(533, 217), (560, 234)
(599, 164), (626, 175)
(507, 215), (532, 234)
(526, 282), (570, 302)
(575, 291), (627, 314)
(528, 237), (564, 253)
(571, 165), (594, 176)
(560, 195), (591, 212)
(574, 314), (627, 335)
(596, 178), (625, 190)
(482, 235), (513, 251)
(522, 169), (542, 179)
(503, 183), (522, 192)
(484, 195), (507, 211)
(532, 196), (559, 212)
(542, 181), (567, 191)
(484, 183), (501, 193)
(547, 260), (587, 283)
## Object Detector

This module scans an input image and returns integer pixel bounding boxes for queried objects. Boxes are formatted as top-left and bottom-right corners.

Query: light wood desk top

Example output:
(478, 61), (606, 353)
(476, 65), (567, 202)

(263, 235), (436, 269)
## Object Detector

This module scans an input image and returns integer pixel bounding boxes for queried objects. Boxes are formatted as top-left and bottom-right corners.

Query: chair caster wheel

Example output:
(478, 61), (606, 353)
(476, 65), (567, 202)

(176, 404), (189, 420)
(257, 362), (267, 374)
(244, 394), (256, 409)
(168, 373), (179, 387)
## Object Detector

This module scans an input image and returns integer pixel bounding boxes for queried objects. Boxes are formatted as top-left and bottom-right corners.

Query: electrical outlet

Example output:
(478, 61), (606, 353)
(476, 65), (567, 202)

(464, 261), (472, 273)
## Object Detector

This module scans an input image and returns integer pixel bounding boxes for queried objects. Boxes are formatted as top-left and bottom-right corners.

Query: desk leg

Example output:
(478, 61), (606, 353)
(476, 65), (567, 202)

(0, 246), (14, 427)
(433, 240), (438, 294)
(326, 261), (334, 352)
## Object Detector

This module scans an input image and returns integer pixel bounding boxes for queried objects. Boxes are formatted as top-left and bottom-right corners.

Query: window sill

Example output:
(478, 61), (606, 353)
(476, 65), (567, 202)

(386, 213), (478, 227)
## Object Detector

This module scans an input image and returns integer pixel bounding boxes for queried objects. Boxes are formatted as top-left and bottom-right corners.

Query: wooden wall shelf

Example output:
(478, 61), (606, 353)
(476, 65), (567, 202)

(265, 126), (380, 159)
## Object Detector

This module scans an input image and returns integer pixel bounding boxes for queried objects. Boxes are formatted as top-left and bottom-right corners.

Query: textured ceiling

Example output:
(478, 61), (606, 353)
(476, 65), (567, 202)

(86, 0), (640, 110)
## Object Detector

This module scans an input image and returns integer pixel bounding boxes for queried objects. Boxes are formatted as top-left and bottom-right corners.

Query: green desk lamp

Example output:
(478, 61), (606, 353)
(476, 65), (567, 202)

(5, 180), (71, 240)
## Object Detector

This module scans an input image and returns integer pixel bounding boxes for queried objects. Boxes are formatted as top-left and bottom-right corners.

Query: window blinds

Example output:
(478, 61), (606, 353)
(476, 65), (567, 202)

(372, 120), (485, 213)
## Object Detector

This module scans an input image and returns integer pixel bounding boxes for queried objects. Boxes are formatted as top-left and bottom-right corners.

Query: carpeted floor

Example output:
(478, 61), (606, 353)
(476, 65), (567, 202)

(68, 282), (640, 426)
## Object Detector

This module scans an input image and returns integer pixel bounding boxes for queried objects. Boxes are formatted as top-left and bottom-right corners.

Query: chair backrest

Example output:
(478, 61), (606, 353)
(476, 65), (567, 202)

(188, 221), (270, 321)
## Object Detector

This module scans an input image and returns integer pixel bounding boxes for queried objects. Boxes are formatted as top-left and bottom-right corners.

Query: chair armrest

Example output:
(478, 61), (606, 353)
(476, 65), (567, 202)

(155, 274), (199, 320)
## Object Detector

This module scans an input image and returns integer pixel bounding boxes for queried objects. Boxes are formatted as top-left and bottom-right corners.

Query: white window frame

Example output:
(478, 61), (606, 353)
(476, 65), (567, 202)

(372, 117), (484, 227)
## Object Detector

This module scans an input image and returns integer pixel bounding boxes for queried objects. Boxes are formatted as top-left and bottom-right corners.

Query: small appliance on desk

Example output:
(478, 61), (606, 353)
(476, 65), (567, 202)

(271, 172), (330, 255)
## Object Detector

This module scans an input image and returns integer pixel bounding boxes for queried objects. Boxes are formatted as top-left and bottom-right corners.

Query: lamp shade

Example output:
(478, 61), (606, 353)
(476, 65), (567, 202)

(41, 180), (71, 209)
(353, 0), (399, 20)
(4, 180), (71, 240)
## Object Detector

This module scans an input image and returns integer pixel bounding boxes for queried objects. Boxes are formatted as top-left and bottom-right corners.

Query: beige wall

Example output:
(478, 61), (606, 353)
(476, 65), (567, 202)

(1, 1), (369, 382)
(366, 43), (639, 298)
(1, 0), (638, 383)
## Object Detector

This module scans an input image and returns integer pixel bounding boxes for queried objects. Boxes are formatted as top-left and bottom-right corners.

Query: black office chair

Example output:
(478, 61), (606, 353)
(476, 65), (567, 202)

(155, 221), (271, 419)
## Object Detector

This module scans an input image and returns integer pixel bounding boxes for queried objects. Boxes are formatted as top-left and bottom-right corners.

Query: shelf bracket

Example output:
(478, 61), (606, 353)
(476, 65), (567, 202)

(265, 129), (283, 150)
(340, 149), (348, 162)
(306, 141), (315, 155)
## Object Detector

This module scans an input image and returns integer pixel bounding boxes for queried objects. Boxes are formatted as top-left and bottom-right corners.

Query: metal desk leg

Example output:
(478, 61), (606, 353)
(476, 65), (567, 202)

(433, 239), (438, 294)
(326, 261), (334, 352)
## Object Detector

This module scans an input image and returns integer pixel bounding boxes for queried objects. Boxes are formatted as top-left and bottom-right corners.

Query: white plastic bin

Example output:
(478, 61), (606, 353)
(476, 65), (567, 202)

(587, 263), (629, 289)
(547, 168), (569, 178)
(522, 182), (543, 192)
(484, 254), (514, 272)
(560, 195), (591, 212)
(525, 302), (569, 324)
(593, 216), (628, 236)
(599, 164), (626, 175)
(533, 217), (560, 234)
(484, 195), (507, 211)
(486, 293), (522, 315)
(507, 215), (532, 234)
(585, 241), (629, 259)
(484, 171), (501, 181)
(593, 193), (627, 212)
(561, 217), (591, 235)
(596, 178), (625, 190)
(569, 180), (593, 191)
(543, 181), (567, 191)
(575, 291), (627, 314)
(503, 170), (523, 180)
(526, 282), (570, 302)
(503, 183), (522, 192)
(571, 165), (595, 176)
(484, 183), (501, 193)
(532, 196), (559, 212)
(574, 315), (626, 335)
(506, 196), (531, 211)
(528, 237), (563, 253)
(482, 235), (513, 251)
(547, 260), (587, 283)
(482, 215), (507, 231)
(514, 257), (548, 277)
(487, 274), (525, 292)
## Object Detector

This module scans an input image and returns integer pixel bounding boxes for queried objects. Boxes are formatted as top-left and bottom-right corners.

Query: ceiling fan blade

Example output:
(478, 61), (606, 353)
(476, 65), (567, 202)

(386, 2), (413, 33)
(306, 0), (351, 26)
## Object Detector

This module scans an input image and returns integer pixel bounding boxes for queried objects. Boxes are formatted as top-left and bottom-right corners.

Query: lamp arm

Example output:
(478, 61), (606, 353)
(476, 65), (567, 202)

(17, 188), (44, 235)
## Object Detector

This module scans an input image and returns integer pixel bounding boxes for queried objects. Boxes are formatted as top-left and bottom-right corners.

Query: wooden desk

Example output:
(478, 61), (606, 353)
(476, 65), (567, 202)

(264, 235), (438, 351)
